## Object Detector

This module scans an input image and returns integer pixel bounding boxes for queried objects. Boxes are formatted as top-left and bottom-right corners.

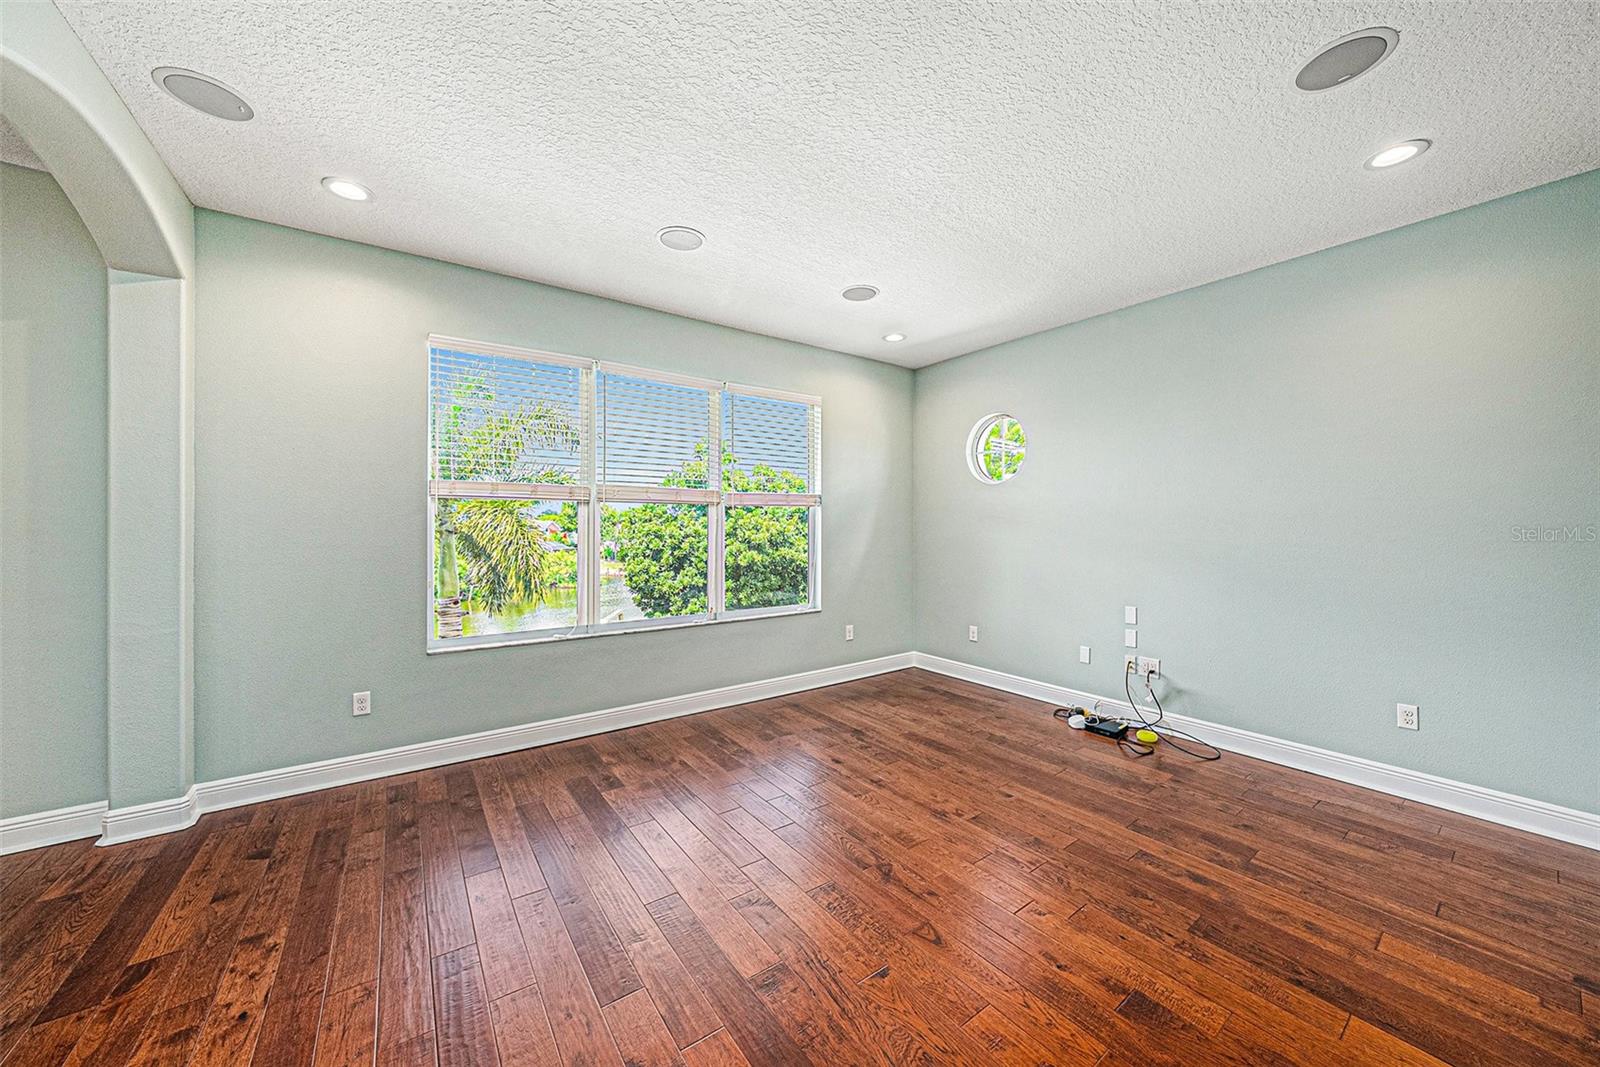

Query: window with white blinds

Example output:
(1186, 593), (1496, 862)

(428, 336), (820, 649)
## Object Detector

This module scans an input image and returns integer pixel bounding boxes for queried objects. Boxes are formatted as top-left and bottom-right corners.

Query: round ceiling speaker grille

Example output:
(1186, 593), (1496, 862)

(841, 285), (879, 302)
(1295, 28), (1399, 92)
(151, 67), (253, 120)
(658, 226), (704, 251)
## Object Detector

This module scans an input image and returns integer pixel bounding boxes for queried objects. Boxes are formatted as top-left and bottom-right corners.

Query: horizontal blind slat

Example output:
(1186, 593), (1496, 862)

(430, 345), (585, 485)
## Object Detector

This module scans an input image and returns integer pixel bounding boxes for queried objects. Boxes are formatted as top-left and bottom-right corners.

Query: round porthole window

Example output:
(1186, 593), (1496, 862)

(967, 413), (1026, 483)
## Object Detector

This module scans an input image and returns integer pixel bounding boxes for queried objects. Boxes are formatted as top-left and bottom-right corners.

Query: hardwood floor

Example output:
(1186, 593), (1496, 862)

(2, 668), (1596, 1065)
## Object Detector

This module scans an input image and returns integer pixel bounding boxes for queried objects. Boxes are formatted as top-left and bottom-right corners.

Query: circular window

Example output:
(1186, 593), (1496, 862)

(967, 413), (1026, 483)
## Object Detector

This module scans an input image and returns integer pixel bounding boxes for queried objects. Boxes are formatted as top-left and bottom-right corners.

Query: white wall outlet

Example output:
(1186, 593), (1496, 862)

(1124, 628), (1138, 648)
(1396, 703), (1419, 730)
(1079, 645), (1091, 664)
(844, 624), (854, 641)
(352, 691), (371, 717)
(1125, 605), (1138, 625)
(968, 624), (979, 642)
(1137, 656), (1160, 678)
(1125, 654), (1138, 673)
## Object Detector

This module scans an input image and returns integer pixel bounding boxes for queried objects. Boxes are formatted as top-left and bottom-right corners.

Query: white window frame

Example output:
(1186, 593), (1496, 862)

(427, 335), (821, 652)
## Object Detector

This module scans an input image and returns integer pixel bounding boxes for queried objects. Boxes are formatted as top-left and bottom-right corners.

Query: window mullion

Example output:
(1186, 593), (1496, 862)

(708, 388), (725, 617)
(580, 362), (599, 629)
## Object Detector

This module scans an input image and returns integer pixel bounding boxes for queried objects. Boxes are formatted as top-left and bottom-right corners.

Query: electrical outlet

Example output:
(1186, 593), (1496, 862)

(968, 624), (979, 642)
(1079, 645), (1091, 664)
(1137, 656), (1160, 678)
(352, 691), (371, 717)
(1396, 703), (1419, 730)
(1124, 628), (1138, 648)
(1125, 654), (1138, 673)
(844, 624), (854, 641)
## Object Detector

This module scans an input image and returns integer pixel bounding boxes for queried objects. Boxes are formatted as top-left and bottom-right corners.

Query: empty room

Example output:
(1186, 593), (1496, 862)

(1, 1), (1596, 1064)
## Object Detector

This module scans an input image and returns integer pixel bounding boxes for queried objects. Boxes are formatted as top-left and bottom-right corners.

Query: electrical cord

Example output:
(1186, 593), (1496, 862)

(1121, 663), (1222, 762)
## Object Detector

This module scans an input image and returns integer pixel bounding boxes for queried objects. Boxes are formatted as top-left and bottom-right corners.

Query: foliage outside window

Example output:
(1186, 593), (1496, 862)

(429, 337), (820, 648)
(967, 413), (1026, 483)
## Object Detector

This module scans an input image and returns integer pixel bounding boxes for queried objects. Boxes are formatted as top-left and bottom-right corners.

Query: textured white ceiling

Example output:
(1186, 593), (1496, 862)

(54, 1), (1600, 367)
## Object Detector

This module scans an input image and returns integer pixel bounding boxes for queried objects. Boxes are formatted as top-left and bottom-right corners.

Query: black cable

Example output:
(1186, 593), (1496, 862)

(1122, 665), (1222, 762)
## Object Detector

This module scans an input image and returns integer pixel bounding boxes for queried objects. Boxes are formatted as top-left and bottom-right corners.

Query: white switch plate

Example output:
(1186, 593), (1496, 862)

(1079, 645), (1091, 664)
(968, 624), (979, 642)
(1396, 703), (1419, 730)
(1124, 629), (1138, 648)
(352, 691), (371, 717)
(1125, 605), (1138, 625)
(844, 624), (854, 641)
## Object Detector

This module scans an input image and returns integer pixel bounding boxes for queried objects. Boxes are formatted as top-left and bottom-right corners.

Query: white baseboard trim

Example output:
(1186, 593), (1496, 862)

(910, 652), (1600, 851)
(110, 652), (913, 842)
(0, 801), (108, 854)
(98, 788), (200, 847)
(11, 649), (1591, 855)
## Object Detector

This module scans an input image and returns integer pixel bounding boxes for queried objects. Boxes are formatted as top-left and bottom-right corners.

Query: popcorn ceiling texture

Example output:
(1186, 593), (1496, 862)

(56, 0), (1600, 367)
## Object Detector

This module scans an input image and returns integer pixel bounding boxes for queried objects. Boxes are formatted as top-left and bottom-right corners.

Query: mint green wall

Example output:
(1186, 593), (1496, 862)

(913, 171), (1599, 813)
(193, 210), (914, 782)
(0, 163), (108, 818)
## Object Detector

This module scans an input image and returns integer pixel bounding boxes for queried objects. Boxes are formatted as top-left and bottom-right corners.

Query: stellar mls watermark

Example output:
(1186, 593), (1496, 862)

(1510, 523), (1597, 543)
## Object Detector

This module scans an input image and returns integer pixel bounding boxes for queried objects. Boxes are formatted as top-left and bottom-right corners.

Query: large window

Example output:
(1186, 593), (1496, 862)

(428, 336), (820, 649)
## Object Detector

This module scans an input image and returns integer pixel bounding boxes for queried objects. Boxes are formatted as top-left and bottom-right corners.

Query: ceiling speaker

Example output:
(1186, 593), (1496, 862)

(1295, 28), (1399, 92)
(151, 67), (253, 121)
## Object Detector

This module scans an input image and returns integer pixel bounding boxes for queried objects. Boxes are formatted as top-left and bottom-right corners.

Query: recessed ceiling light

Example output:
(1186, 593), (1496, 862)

(1366, 139), (1431, 169)
(842, 285), (879, 302)
(1295, 28), (1399, 92)
(321, 177), (372, 201)
(151, 67), (253, 121)
(658, 226), (704, 251)
(883, 333), (906, 342)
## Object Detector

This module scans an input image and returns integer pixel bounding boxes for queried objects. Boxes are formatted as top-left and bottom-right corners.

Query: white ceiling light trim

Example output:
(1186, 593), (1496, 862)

(841, 285), (878, 302)
(321, 177), (372, 201)
(1366, 140), (1432, 170)
(882, 333), (905, 342)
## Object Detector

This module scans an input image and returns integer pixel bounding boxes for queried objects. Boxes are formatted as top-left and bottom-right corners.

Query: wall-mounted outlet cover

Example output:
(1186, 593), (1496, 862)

(1124, 629), (1138, 648)
(969, 625), (979, 642)
(1079, 645), (1091, 664)
(1136, 656), (1160, 677)
(844, 624), (854, 641)
(1396, 703), (1419, 730)
(353, 691), (371, 717)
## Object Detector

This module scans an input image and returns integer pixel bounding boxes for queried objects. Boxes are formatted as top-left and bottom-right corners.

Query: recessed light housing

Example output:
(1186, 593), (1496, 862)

(658, 226), (704, 251)
(321, 177), (372, 201)
(883, 333), (906, 343)
(1366, 139), (1431, 169)
(151, 66), (253, 121)
(1295, 28), (1399, 92)
(842, 285), (879, 302)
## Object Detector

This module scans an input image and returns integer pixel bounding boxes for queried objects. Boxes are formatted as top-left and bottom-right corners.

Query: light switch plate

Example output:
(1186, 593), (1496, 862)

(1125, 605), (1138, 625)
(1124, 629), (1138, 648)
(1079, 645), (1091, 664)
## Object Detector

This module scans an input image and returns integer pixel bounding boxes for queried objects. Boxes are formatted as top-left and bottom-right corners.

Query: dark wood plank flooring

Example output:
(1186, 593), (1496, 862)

(1, 669), (1596, 1065)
